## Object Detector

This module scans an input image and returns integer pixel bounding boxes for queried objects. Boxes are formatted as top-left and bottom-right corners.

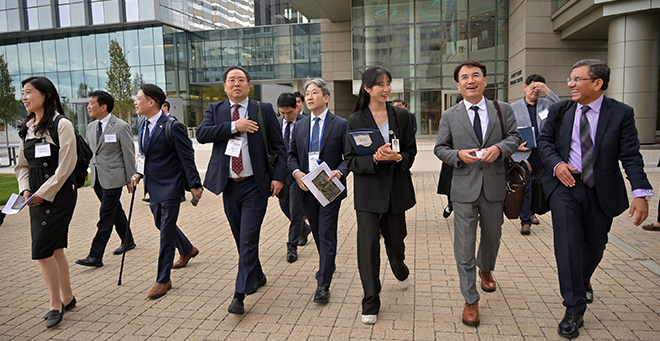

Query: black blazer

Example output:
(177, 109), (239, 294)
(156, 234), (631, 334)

(287, 111), (349, 201)
(538, 97), (652, 217)
(196, 98), (287, 198)
(345, 104), (416, 214)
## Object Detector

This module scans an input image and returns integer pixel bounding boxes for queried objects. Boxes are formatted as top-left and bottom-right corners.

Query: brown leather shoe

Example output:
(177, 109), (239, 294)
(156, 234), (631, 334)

(173, 246), (199, 269)
(462, 301), (479, 326)
(480, 270), (496, 292)
(147, 280), (172, 299)
(531, 215), (540, 225)
(520, 224), (531, 235)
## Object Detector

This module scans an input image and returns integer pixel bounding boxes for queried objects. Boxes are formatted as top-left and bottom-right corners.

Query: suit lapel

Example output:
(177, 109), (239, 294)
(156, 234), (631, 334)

(483, 100), (498, 144)
(320, 112), (334, 154)
(299, 116), (311, 172)
(593, 97), (612, 163)
(562, 105), (577, 160)
(456, 104), (481, 146)
(97, 115), (116, 152)
(147, 114), (168, 152)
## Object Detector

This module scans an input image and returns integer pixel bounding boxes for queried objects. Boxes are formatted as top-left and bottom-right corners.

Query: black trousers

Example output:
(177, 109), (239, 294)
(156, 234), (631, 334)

(88, 181), (133, 259)
(549, 177), (612, 316)
(278, 176), (310, 249)
(302, 192), (340, 288)
(356, 209), (409, 315)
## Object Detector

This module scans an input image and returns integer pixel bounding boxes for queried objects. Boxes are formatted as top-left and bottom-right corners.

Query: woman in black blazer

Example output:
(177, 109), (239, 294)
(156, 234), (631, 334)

(345, 66), (417, 325)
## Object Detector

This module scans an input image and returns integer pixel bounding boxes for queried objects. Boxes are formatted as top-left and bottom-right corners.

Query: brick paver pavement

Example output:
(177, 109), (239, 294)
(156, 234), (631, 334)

(1, 144), (660, 340)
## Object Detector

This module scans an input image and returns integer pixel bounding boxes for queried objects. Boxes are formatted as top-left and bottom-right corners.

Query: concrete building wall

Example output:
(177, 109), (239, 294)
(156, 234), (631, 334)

(319, 19), (355, 116)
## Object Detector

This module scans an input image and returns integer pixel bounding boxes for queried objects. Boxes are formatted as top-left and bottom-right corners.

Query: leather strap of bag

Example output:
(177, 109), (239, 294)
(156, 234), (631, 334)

(493, 100), (531, 178)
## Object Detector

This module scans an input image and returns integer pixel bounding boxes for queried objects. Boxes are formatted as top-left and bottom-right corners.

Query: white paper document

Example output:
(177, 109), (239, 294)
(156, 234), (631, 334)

(2, 193), (33, 215)
(302, 162), (345, 207)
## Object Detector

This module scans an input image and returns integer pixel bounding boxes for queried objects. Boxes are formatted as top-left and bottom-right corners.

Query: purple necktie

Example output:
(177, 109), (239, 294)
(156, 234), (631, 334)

(580, 105), (595, 187)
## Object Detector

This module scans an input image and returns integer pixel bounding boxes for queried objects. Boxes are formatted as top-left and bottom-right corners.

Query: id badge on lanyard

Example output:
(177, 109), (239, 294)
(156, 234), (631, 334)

(35, 143), (51, 158)
(136, 154), (145, 174)
(308, 152), (320, 172)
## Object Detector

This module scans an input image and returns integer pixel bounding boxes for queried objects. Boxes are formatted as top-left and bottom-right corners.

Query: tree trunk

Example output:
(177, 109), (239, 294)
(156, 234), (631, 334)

(4, 120), (8, 146)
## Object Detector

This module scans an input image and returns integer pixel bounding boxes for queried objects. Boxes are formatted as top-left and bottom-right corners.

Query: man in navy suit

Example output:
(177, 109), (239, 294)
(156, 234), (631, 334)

(131, 84), (203, 299)
(288, 78), (348, 303)
(196, 66), (287, 314)
(277, 92), (311, 263)
(538, 59), (653, 338)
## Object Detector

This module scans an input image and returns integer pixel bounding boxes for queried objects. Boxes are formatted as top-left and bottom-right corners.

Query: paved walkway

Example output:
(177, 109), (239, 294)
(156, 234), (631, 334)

(1, 140), (660, 340)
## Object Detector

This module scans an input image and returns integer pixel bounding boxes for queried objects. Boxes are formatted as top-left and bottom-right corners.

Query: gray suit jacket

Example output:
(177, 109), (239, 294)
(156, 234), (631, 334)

(86, 114), (136, 189)
(434, 99), (521, 203)
(511, 91), (560, 162)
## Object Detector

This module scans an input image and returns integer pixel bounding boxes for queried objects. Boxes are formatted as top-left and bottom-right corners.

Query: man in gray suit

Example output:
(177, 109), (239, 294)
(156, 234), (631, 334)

(76, 91), (136, 267)
(434, 60), (520, 327)
(511, 74), (559, 235)
(277, 92), (311, 263)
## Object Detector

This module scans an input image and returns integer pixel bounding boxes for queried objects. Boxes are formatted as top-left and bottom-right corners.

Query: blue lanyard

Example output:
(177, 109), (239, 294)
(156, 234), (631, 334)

(139, 119), (149, 155)
(309, 110), (327, 151)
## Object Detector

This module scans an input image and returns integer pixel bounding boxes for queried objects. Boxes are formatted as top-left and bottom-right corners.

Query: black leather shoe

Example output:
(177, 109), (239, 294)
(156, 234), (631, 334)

(252, 275), (267, 293)
(557, 313), (583, 339)
(142, 197), (150, 203)
(313, 286), (330, 303)
(298, 226), (311, 246)
(585, 282), (594, 304)
(45, 304), (63, 328)
(443, 205), (452, 218)
(76, 256), (103, 267)
(228, 294), (245, 314)
(287, 248), (298, 263)
(44, 299), (73, 320)
(113, 242), (136, 255)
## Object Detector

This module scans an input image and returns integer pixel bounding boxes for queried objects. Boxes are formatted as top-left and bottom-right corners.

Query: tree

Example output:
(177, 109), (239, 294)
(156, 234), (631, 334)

(132, 72), (144, 96)
(0, 54), (20, 145)
(106, 39), (133, 122)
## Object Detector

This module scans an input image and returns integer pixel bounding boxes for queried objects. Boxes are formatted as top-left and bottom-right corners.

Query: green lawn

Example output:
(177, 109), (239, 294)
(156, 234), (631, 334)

(0, 174), (91, 206)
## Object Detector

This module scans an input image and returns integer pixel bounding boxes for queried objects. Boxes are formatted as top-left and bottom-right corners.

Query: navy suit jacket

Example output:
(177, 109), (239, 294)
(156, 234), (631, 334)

(287, 111), (349, 201)
(197, 98), (287, 198)
(538, 97), (652, 217)
(138, 113), (201, 203)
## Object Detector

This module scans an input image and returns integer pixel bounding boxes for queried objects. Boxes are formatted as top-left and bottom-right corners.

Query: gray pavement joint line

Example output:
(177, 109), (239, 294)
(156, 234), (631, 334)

(608, 234), (660, 278)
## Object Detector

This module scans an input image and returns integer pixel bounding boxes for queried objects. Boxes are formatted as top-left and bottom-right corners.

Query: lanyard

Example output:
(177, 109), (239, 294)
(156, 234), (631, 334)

(139, 119), (149, 155)
(309, 110), (327, 150)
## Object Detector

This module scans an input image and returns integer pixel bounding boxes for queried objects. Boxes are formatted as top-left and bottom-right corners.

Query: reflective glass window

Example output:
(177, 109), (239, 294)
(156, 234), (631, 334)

(85, 69), (99, 91)
(416, 0), (441, 23)
(18, 43), (31, 74)
(125, 0), (139, 22)
(293, 36), (309, 63)
(4, 45), (18, 74)
(56, 38), (70, 71)
(365, 26), (389, 65)
(27, 0), (38, 7)
(109, 31), (124, 47)
(416, 23), (443, 64)
(294, 63), (309, 78)
(390, 25), (413, 65)
(442, 0), (467, 21)
(138, 0), (155, 20)
(82, 35), (97, 69)
(155, 65), (166, 91)
(38, 0), (49, 5)
(70, 3), (85, 26)
(241, 38), (256, 66)
(353, 6), (364, 27)
(38, 6), (53, 29)
(98, 68), (108, 90)
(6, 9), (20, 32)
(141, 66), (156, 85)
(104, 0), (120, 24)
(389, 0), (413, 25)
(59, 5), (71, 27)
(92, 2), (105, 24)
(96, 33), (110, 68)
(71, 71), (86, 97)
(364, 0), (388, 26)
(417, 64), (441, 78)
(139, 28), (155, 65)
(124, 30), (140, 67)
(0, 12), (7, 32)
(442, 21), (468, 62)
(221, 40), (238, 67)
(43, 40), (57, 72)
(58, 72), (72, 100)
(352, 28), (365, 68)
(309, 35), (320, 63)
(27, 8), (39, 30)
(154, 26), (164, 65)
(68, 36), (83, 71)
(5, 0), (19, 8)
(273, 36), (291, 64)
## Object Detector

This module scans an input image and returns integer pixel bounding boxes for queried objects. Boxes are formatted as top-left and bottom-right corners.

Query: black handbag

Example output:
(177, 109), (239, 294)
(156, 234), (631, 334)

(530, 167), (551, 215)
(255, 102), (288, 200)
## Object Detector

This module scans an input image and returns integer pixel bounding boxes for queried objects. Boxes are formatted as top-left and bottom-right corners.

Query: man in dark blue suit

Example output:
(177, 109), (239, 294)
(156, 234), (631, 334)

(196, 66), (287, 314)
(131, 84), (203, 299)
(277, 93), (311, 263)
(538, 59), (653, 339)
(288, 78), (348, 303)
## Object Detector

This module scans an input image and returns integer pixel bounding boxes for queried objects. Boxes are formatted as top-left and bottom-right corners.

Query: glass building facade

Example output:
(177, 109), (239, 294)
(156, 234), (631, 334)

(352, 0), (508, 134)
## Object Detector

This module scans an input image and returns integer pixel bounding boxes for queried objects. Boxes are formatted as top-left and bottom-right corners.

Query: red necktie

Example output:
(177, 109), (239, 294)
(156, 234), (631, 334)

(231, 104), (243, 175)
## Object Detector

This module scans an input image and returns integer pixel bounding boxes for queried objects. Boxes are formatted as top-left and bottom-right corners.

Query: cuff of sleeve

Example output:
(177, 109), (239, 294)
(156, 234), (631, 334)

(633, 189), (654, 199)
(553, 162), (562, 177)
(231, 122), (237, 134)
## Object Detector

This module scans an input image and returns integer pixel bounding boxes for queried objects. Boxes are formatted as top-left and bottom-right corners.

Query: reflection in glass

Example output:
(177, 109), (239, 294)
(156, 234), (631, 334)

(68, 36), (83, 71)
(293, 36), (309, 63)
(38, 5), (52, 29)
(139, 28), (155, 65)
(417, 23), (443, 64)
(70, 3), (85, 26)
(124, 30), (140, 67)
(390, 25), (413, 65)
(364, 0), (388, 26)
(4, 45), (19, 74)
(6, 9), (20, 32)
(125, 0), (139, 22)
(43, 41), (57, 72)
(27, 8), (39, 30)
(58, 72), (73, 100)
(365, 27), (388, 66)
(97, 34), (110, 68)
(154, 26), (164, 65)
(92, 2), (104, 24)
(18, 43), (31, 74)
(82, 36), (97, 70)
(389, 0), (413, 25)
(59, 5), (71, 27)
(85, 69), (99, 91)
(416, 0), (441, 23)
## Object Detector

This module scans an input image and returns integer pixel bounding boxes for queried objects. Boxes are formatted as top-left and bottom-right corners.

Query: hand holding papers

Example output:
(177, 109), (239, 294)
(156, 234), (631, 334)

(2, 193), (34, 214)
(302, 162), (345, 207)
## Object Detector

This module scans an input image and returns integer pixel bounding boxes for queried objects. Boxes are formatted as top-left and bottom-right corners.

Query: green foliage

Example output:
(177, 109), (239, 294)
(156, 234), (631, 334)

(0, 174), (19, 205)
(0, 54), (20, 145)
(132, 72), (144, 96)
(106, 40), (133, 122)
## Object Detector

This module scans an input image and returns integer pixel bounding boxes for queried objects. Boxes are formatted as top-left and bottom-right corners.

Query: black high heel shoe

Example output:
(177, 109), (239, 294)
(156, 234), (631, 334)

(45, 304), (64, 328)
(43, 297), (75, 320)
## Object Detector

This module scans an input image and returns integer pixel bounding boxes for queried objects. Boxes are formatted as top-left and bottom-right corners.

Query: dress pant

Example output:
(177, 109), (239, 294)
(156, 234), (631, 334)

(549, 176), (612, 316)
(356, 209), (409, 315)
(519, 149), (542, 226)
(89, 180), (133, 259)
(278, 174), (310, 249)
(452, 190), (503, 304)
(302, 192), (341, 288)
(223, 177), (268, 294)
(149, 199), (194, 284)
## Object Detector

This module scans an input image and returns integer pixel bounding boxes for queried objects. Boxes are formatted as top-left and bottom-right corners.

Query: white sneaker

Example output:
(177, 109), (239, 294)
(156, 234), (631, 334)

(398, 276), (410, 290)
(362, 314), (377, 324)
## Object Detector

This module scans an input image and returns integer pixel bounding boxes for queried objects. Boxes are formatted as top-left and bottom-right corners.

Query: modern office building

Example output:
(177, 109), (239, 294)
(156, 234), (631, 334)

(1, 0), (659, 141)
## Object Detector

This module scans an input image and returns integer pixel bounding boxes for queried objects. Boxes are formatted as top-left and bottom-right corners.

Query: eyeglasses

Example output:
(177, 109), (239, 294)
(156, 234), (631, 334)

(566, 77), (594, 85)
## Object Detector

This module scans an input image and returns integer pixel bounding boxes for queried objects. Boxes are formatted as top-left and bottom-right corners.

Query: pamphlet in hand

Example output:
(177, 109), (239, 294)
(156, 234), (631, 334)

(302, 162), (345, 207)
(518, 126), (536, 148)
(2, 193), (33, 215)
(347, 129), (392, 163)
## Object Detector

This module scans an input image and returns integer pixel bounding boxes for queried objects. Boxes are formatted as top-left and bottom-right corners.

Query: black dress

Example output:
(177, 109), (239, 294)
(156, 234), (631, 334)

(23, 137), (77, 260)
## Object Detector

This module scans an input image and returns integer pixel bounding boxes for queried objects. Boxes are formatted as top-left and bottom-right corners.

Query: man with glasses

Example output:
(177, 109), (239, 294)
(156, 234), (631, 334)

(197, 66), (287, 315)
(538, 59), (653, 338)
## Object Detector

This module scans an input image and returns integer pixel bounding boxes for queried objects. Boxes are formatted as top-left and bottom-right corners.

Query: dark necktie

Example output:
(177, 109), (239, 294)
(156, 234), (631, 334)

(580, 105), (595, 187)
(96, 121), (103, 144)
(231, 104), (244, 175)
(471, 106), (483, 146)
(142, 120), (151, 152)
(284, 121), (291, 152)
(311, 117), (320, 152)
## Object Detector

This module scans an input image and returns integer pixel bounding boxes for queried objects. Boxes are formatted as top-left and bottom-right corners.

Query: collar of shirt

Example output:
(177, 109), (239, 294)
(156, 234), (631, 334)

(309, 109), (328, 130)
(229, 97), (251, 119)
(462, 96), (487, 115)
(282, 117), (297, 135)
(576, 94), (604, 117)
(146, 111), (162, 135)
(99, 113), (111, 131)
(524, 97), (537, 108)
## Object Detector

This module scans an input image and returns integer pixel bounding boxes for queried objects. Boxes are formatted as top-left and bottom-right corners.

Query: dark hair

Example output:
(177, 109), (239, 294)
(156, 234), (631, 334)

(140, 83), (166, 108)
(453, 60), (487, 82)
(572, 59), (610, 90)
(525, 74), (546, 86)
(455, 94), (464, 105)
(222, 66), (251, 83)
(162, 101), (170, 110)
(392, 98), (406, 106)
(277, 92), (297, 109)
(293, 91), (304, 102)
(352, 66), (392, 114)
(19, 77), (64, 139)
(88, 90), (115, 113)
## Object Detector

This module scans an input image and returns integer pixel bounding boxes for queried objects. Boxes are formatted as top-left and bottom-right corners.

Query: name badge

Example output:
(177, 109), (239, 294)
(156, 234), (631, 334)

(136, 155), (145, 174)
(35, 144), (51, 158)
(104, 134), (117, 143)
(538, 109), (549, 120)
(308, 152), (320, 172)
(391, 138), (400, 152)
(225, 137), (243, 157)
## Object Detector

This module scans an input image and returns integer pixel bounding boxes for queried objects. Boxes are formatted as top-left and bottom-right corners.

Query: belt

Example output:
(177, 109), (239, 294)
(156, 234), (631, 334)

(572, 173), (582, 180)
(230, 175), (253, 182)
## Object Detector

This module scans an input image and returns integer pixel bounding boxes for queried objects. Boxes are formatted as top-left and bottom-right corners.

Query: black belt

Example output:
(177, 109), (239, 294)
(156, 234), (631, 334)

(572, 173), (582, 180)
(230, 176), (253, 182)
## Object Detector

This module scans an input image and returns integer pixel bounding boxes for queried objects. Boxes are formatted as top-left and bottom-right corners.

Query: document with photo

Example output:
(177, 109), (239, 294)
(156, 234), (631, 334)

(2, 193), (33, 215)
(302, 162), (345, 207)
